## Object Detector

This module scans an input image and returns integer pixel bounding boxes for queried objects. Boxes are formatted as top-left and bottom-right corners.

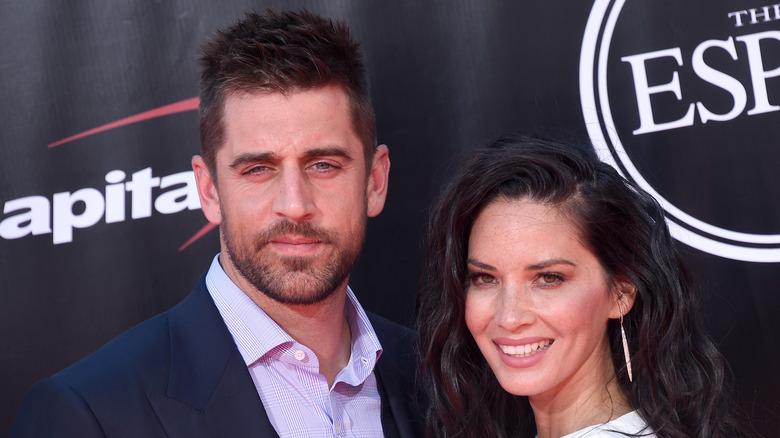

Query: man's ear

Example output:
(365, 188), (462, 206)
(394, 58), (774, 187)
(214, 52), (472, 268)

(192, 155), (222, 225)
(610, 281), (637, 319)
(366, 144), (390, 218)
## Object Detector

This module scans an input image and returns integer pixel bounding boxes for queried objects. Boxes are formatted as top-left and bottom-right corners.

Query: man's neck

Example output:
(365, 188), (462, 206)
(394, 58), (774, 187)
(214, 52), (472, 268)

(217, 254), (354, 386)
(256, 288), (353, 387)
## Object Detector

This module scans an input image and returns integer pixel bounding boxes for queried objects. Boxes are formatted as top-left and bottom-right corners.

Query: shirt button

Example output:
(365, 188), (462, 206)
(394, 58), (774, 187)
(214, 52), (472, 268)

(361, 357), (369, 364)
(294, 350), (306, 361)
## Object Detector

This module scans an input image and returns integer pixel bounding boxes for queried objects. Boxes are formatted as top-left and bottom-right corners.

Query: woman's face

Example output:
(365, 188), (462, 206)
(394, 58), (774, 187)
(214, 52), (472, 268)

(464, 198), (622, 402)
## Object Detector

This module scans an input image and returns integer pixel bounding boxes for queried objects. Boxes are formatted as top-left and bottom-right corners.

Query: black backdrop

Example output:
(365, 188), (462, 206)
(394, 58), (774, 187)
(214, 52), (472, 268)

(1, 1), (778, 436)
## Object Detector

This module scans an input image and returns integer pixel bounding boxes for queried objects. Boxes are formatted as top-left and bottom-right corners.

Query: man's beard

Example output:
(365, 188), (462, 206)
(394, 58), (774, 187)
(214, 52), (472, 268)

(222, 218), (364, 305)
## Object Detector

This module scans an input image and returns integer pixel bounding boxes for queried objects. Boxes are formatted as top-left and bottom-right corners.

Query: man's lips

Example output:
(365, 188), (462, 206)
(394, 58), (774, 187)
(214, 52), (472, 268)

(273, 236), (320, 245)
(269, 236), (323, 255)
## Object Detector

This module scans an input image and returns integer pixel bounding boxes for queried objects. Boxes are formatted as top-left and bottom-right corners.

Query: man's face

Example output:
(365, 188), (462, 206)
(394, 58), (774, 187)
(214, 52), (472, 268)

(193, 85), (389, 305)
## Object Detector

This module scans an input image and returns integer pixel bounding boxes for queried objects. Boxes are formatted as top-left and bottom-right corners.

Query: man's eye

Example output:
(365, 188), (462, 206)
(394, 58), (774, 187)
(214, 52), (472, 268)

(311, 161), (342, 171)
(245, 166), (269, 174)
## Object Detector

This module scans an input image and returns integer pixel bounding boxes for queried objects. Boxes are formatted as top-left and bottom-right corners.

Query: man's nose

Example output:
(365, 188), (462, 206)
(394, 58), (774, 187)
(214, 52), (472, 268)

(271, 169), (315, 222)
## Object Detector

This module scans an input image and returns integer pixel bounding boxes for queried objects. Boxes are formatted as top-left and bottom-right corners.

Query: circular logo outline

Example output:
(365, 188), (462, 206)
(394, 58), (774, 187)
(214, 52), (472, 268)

(580, 0), (780, 263)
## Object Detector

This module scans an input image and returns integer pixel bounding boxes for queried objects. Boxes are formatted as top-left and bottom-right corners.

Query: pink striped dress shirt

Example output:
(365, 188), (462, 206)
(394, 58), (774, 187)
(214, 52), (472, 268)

(205, 255), (385, 437)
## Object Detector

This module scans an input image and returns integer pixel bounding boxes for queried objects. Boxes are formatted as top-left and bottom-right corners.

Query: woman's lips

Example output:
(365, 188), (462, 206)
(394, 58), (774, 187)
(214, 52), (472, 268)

(496, 339), (554, 358)
(491, 337), (554, 367)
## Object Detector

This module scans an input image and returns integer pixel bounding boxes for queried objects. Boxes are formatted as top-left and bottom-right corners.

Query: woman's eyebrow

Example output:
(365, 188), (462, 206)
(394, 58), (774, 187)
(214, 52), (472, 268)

(527, 259), (576, 270)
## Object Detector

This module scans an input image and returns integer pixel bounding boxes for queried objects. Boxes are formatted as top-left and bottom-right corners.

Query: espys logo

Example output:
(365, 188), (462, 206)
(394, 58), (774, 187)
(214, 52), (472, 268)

(580, 0), (780, 263)
(0, 97), (215, 250)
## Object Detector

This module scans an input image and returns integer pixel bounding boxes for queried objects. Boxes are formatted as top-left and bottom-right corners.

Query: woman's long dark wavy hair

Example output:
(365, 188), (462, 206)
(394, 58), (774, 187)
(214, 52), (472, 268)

(415, 135), (753, 438)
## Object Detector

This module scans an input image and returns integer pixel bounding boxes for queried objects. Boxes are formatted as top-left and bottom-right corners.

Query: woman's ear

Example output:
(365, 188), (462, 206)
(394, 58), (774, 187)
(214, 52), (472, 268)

(610, 281), (637, 319)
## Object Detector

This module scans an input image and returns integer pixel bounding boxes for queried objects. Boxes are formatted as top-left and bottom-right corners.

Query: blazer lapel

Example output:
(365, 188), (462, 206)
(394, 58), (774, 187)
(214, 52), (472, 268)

(375, 364), (401, 438)
(370, 315), (426, 438)
(147, 277), (279, 438)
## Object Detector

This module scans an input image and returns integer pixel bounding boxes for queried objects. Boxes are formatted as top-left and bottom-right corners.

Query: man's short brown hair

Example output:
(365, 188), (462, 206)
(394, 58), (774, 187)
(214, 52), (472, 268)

(198, 9), (376, 176)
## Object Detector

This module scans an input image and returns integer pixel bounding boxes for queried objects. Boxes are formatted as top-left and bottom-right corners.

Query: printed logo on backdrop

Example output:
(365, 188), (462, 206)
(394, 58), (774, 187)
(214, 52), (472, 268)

(0, 98), (215, 250)
(580, 0), (780, 262)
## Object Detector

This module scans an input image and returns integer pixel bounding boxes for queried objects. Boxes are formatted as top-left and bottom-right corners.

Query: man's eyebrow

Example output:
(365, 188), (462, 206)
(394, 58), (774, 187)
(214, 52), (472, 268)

(303, 147), (354, 162)
(228, 152), (277, 170)
(227, 147), (354, 170)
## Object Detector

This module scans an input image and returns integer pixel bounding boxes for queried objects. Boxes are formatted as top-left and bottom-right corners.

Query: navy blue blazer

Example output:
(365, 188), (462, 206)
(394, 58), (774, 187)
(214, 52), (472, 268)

(11, 275), (425, 437)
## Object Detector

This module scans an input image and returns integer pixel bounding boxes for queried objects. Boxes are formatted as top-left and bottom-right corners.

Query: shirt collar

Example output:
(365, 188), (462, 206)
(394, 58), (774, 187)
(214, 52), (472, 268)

(204, 254), (383, 372)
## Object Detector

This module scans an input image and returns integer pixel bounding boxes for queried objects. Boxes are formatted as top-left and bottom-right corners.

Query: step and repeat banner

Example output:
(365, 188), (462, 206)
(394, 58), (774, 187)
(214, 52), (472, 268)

(1, 1), (778, 435)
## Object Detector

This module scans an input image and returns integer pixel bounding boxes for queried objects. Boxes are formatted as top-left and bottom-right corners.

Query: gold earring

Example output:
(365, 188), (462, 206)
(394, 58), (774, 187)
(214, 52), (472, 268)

(619, 296), (633, 383)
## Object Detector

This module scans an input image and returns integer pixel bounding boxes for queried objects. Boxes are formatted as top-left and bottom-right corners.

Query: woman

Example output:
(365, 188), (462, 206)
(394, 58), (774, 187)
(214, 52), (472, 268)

(416, 136), (752, 437)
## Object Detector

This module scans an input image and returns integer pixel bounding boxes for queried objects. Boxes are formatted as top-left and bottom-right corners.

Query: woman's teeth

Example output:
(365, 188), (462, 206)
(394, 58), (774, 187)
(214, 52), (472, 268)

(498, 339), (553, 357)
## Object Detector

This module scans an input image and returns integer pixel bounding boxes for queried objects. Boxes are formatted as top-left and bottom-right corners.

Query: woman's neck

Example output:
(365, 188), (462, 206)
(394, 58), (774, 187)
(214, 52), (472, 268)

(530, 354), (633, 438)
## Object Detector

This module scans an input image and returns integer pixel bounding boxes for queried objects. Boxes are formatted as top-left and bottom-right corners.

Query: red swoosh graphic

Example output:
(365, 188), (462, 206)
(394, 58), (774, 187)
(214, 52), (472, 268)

(46, 96), (215, 250)
(178, 222), (218, 252)
(48, 97), (199, 148)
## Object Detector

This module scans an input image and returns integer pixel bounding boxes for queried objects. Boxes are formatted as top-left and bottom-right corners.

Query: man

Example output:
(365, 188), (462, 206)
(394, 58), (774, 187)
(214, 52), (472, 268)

(12, 9), (423, 438)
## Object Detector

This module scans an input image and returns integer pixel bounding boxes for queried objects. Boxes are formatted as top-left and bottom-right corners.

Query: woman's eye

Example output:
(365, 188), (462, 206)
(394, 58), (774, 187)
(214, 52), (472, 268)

(471, 273), (496, 285)
(537, 273), (564, 287)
